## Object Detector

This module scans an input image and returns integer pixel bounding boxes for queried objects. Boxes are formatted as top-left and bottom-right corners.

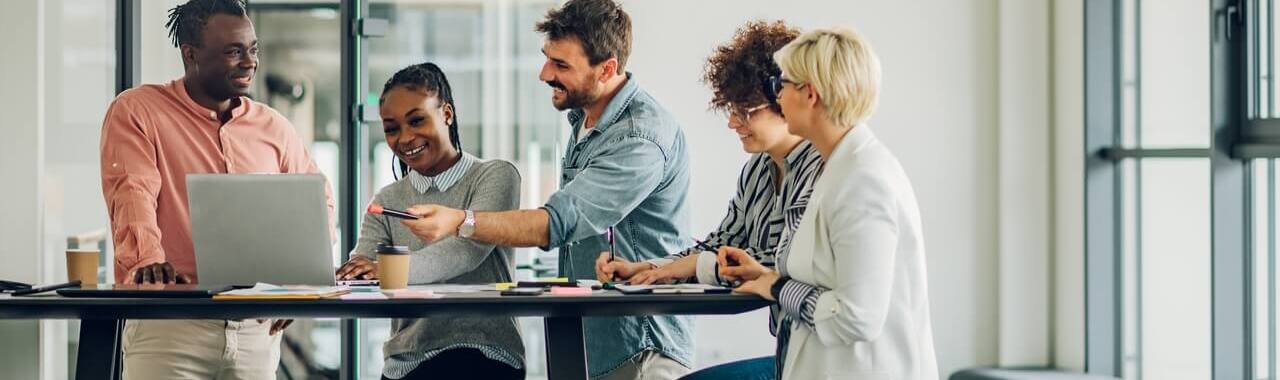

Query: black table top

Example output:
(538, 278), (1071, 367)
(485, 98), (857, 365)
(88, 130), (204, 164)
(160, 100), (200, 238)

(0, 290), (770, 320)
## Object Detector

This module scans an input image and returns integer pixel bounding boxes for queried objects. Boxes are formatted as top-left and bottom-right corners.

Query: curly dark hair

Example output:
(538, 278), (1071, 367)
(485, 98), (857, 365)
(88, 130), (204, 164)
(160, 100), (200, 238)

(702, 20), (800, 114)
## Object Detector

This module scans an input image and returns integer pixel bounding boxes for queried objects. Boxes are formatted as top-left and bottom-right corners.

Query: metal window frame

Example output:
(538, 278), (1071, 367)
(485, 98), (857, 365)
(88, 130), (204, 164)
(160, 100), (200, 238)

(114, 0), (139, 95)
(1086, 0), (1257, 378)
(339, 2), (368, 379)
(1211, 1), (1255, 380)
(1268, 159), (1277, 380)
(1084, 0), (1124, 375)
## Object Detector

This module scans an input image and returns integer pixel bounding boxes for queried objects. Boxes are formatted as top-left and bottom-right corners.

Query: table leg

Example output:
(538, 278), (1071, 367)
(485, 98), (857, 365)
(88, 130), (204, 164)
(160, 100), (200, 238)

(76, 319), (122, 380)
(544, 316), (588, 380)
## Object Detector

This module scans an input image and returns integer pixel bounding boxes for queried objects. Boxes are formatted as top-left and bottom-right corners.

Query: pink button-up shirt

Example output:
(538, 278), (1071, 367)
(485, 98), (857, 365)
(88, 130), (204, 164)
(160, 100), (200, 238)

(100, 79), (335, 284)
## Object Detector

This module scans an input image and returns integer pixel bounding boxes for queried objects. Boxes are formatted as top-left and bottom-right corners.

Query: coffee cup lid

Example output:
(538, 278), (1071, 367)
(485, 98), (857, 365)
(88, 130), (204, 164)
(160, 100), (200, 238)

(376, 243), (410, 254)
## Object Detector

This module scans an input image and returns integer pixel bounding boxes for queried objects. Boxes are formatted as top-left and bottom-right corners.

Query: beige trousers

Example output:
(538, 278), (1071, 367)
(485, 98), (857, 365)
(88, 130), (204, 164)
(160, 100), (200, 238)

(121, 319), (281, 380)
(594, 351), (691, 380)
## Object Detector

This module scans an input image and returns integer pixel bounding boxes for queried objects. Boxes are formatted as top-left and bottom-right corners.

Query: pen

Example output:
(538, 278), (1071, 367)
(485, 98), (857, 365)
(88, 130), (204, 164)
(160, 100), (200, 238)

(13, 280), (81, 296)
(607, 226), (616, 262)
(367, 203), (420, 220)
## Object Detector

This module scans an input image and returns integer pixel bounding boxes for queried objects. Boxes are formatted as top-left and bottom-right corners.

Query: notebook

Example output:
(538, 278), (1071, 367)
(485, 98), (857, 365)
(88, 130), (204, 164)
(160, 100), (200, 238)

(212, 283), (349, 300)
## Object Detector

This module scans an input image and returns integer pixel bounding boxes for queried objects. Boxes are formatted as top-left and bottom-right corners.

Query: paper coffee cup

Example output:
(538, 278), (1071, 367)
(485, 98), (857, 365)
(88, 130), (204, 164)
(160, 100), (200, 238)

(66, 249), (100, 287)
(376, 244), (410, 290)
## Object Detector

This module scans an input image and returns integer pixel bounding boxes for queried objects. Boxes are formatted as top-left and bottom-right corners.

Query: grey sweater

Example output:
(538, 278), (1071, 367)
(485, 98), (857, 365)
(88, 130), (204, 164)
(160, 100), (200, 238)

(351, 158), (524, 365)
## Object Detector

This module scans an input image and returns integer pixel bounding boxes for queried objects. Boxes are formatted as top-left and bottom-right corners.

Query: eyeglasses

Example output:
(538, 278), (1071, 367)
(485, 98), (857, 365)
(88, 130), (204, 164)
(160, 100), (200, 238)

(766, 75), (804, 102)
(722, 104), (770, 123)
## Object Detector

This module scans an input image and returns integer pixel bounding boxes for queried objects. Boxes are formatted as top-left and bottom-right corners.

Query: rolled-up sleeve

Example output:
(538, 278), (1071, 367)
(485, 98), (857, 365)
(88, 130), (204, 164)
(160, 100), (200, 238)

(810, 174), (900, 346)
(543, 135), (667, 250)
(100, 97), (165, 280)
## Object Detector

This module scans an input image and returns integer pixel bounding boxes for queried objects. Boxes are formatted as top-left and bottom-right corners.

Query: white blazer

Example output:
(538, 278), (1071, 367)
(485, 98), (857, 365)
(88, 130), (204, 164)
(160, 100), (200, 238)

(781, 125), (938, 380)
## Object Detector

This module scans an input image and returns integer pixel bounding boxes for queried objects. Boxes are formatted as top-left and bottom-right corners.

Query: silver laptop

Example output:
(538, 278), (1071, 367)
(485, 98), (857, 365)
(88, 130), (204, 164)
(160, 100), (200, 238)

(187, 174), (335, 286)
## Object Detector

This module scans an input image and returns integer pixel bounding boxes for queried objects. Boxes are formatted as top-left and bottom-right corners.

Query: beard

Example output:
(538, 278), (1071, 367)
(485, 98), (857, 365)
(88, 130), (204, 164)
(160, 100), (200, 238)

(548, 79), (597, 111)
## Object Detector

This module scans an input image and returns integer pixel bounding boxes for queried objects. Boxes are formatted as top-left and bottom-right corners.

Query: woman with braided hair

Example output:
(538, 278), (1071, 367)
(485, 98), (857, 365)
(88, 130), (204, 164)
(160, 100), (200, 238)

(335, 62), (525, 380)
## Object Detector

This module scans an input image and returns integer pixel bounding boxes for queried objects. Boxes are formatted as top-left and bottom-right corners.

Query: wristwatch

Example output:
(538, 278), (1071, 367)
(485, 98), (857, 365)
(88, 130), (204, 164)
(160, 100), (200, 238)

(770, 275), (791, 301)
(458, 209), (477, 239)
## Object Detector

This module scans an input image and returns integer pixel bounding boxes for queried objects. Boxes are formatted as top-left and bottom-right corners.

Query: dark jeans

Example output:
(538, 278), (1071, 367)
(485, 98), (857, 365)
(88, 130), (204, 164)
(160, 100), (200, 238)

(678, 356), (776, 380)
(381, 348), (524, 380)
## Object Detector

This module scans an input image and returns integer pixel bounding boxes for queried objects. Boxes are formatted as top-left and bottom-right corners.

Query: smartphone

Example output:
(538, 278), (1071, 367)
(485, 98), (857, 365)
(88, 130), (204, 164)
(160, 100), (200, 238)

(0, 279), (32, 293)
(501, 287), (544, 296)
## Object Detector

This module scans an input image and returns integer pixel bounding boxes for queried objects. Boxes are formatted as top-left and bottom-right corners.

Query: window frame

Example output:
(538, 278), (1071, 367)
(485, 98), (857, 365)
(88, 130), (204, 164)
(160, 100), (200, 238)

(1084, 0), (1255, 379)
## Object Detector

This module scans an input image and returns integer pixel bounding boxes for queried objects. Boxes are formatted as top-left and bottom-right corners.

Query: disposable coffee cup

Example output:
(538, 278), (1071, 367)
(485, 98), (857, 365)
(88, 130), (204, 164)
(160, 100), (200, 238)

(376, 244), (411, 290)
(66, 249), (100, 287)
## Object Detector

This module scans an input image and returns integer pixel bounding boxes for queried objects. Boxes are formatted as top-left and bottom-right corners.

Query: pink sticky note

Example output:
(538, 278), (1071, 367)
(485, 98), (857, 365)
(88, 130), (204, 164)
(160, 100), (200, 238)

(339, 293), (387, 300)
(550, 287), (592, 296)
(387, 290), (440, 299)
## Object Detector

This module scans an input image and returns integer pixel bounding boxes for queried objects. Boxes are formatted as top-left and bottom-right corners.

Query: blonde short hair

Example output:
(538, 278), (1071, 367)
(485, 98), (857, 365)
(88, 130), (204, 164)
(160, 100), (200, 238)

(773, 27), (881, 127)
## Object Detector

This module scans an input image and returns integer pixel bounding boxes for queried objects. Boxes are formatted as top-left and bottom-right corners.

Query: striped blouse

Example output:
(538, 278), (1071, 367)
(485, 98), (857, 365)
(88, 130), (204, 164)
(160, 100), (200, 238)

(647, 140), (824, 286)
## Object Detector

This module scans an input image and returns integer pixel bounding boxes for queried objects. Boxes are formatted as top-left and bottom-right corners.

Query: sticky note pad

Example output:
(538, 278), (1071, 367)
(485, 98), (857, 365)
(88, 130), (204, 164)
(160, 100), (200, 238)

(495, 283), (516, 290)
(386, 290), (440, 299)
(339, 292), (387, 300)
(550, 287), (592, 296)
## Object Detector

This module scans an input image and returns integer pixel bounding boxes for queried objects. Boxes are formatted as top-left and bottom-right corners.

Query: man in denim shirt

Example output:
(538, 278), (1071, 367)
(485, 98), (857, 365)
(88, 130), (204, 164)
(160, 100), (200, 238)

(399, 0), (693, 378)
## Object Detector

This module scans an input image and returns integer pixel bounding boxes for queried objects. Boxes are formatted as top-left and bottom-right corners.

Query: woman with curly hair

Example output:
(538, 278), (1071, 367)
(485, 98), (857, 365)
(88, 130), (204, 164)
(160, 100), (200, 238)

(595, 20), (824, 380)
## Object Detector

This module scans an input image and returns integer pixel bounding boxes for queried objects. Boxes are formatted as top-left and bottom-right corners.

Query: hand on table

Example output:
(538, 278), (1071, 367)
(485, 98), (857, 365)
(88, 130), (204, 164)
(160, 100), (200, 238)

(131, 262), (193, 284)
(336, 255), (378, 280)
(733, 271), (780, 301)
(595, 252), (655, 283)
(716, 246), (770, 283)
(628, 263), (685, 285)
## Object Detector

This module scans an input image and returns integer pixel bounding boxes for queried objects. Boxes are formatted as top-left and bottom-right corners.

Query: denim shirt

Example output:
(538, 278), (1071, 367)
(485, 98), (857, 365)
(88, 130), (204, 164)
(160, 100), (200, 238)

(541, 73), (695, 376)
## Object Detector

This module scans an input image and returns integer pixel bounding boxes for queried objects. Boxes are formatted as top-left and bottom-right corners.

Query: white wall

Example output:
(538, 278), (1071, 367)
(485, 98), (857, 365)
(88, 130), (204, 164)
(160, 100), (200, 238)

(624, 0), (1009, 376)
(1053, 0), (1087, 371)
(0, 2), (45, 379)
(997, 0), (1054, 368)
(0, 0), (45, 289)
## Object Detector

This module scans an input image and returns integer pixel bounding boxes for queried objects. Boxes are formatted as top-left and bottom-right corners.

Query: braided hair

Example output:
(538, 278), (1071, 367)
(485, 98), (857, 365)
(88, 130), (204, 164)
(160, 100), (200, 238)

(380, 62), (462, 179)
(165, 0), (248, 48)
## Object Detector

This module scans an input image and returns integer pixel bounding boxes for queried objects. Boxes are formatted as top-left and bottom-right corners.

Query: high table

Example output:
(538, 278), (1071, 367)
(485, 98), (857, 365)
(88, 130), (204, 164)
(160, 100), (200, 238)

(0, 290), (769, 380)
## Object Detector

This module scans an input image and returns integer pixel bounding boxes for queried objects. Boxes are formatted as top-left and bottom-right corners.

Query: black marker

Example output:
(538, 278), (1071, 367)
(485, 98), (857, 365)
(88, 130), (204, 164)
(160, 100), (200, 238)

(367, 204), (419, 220)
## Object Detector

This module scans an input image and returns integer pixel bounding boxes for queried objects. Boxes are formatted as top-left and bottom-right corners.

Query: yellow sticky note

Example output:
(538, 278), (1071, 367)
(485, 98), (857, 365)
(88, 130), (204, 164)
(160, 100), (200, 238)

(496, 282), (516, 290)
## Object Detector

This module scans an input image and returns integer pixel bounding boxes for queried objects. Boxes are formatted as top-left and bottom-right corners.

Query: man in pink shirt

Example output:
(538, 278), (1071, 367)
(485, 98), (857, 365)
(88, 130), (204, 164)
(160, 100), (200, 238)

(99, 0), (333, 378)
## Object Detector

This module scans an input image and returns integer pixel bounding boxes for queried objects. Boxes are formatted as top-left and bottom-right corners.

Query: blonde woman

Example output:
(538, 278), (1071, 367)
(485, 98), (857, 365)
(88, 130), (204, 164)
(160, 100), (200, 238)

(719, 27), (938, 379)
